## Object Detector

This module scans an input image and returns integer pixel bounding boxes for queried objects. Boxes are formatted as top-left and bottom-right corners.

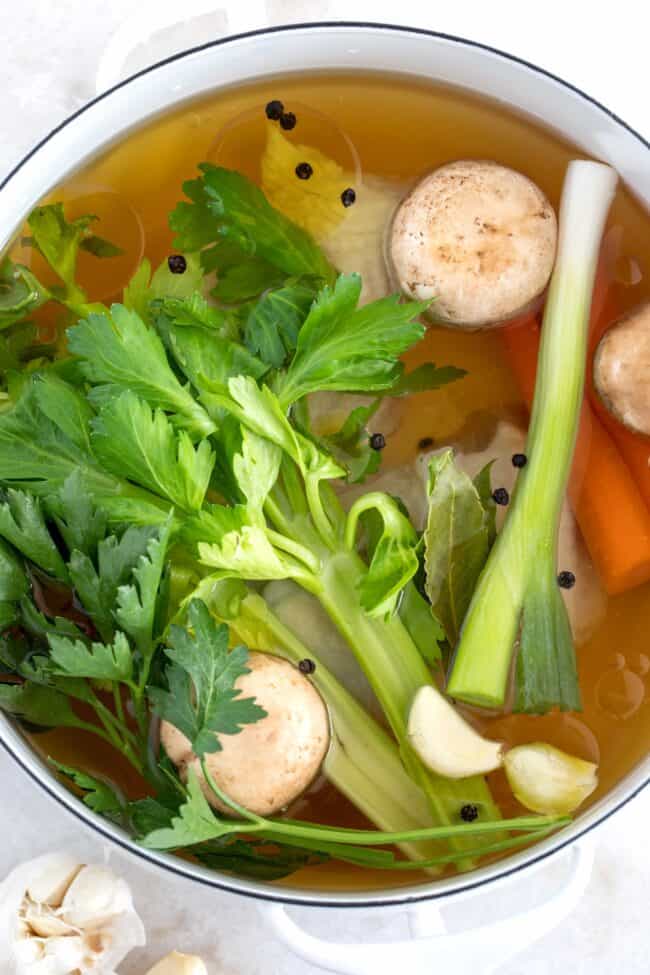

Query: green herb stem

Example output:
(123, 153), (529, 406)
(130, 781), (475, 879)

(448, 161), (618, 713)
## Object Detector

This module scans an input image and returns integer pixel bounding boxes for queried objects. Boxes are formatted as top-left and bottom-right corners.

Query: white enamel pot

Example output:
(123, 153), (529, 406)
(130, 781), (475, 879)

(0, 20), (648, 975)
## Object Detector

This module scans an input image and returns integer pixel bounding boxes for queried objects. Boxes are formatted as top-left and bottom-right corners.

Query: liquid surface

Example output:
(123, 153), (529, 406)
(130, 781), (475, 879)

(15, 71), (650, 892)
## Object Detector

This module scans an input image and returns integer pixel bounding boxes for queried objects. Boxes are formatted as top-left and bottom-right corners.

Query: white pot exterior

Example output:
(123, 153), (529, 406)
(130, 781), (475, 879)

(0, 23), (647, 908)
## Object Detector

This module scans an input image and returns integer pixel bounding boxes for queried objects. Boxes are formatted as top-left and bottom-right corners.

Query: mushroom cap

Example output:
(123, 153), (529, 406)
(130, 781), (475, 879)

(594, 301), (650, 435)
(161, 652), (330, 817)
(388, 159), (557, 328)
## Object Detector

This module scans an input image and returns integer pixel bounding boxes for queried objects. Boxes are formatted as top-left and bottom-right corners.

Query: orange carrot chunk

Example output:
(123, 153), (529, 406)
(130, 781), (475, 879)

(502, 318), (650, 596)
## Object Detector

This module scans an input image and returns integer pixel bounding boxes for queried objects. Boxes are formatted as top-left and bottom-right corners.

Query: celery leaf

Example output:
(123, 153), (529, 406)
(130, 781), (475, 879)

(91, 390), (214, 511)
(276, 274), (427, 406)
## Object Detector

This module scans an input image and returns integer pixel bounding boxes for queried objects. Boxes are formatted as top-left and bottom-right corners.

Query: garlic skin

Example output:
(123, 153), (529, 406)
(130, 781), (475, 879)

(0, 852), (145, 974)
(144, 951), (208, 975)
(504, 742), (599, 815)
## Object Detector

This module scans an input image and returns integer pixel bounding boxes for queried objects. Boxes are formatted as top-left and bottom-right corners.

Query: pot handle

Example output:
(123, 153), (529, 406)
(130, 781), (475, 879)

(262, 841), (594, 975)
(95, 0), (331, 94)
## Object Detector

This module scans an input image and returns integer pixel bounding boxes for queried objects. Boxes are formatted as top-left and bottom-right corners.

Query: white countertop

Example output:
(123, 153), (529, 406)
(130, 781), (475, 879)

(1, 2), (648, 972)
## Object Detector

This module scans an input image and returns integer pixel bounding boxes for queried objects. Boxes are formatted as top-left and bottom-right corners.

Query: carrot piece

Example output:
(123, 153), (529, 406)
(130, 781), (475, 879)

(583, 251), (650, 512)
(502, 317), (650, 596)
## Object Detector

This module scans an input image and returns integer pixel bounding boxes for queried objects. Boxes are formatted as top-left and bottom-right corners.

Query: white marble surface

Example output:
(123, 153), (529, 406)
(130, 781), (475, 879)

(1, 2), (649, 972)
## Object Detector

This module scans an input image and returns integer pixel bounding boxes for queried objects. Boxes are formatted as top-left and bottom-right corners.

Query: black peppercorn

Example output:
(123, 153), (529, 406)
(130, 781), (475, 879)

(341, 187), (356, 207)
(298, 658), (316, 675)
(460, 804), (479, 823)
(418, 437), (434, 450)
(492, 487), (510, 506)
(280, 111), (297, 131)
(167, 254), (187, 274)
(557, 570), (576, 589)
(265, 100), (284, 120)
(295, 162), (313, 180)
(369, 433), (386, 451)
(512, 453), (528, 468)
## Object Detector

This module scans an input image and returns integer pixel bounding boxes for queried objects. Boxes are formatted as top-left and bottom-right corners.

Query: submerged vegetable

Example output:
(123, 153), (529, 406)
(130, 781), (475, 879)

(503, 314), (650, 596)
(594, 301), (650, 435)
(504, 743), (598, 815)
(448, 161), (618, 712)
(388, 160), (557, 328)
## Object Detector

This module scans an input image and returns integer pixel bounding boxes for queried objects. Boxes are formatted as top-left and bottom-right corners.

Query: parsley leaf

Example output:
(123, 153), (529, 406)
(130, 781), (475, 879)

(141, 766), (229, 849)
(0, 536), (28, 603)
(67, 304), (215, 438)
(319, 401), (382, 484)
(31, 372), (94, 454)
(0, 380), (138, 502)
(170, 165), (335, 285)
(26, 204), (95, 305)
(388, 362), (468, 397)
(53, 471), (108, 558)
(68, 524), (159, 642)
(47, 631), (133, 682)
(19, 598), (86, 641)
(50, 760), (124, 815)
(0, 488), (68, 581)
(114, 516), (173, 656)
(243, 281), (316, 368)
(276, 274), (428, 406)
(0, 259), (49, 330)
(123, 255), (203, 322)
(0, 321), (40, 374)
(90, 391), (215, 511)
(232, 428), (281, 518)
(159, 312), (267, 415)
(149, 599), (266, 757)
(0, 681), (85, 729)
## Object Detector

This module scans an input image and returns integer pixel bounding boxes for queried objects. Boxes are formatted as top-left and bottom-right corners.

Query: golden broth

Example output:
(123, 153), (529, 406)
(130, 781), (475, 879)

(15, 71), (650, 892)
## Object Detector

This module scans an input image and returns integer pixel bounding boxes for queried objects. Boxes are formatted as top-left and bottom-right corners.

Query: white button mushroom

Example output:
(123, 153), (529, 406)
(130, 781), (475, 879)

(388, 160), (557, 328)
(593, 300), (650, 435)
(161, 651), (331, 817)
(0, 852), (145, 975)
(144, 950), (208, 975)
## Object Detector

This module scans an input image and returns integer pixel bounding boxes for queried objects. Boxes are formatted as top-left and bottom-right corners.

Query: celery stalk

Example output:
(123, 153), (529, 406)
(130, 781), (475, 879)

(447, 161), (618, 713)
(209, 585), (448, 869)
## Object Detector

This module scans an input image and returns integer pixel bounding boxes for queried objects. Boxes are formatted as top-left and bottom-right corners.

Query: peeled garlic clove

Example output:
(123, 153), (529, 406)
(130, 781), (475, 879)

(145, 950), (209, 975)
(25, 853), (82, 908)
(42, 933), (86, 972)
(504, 742), (599, 815)
(61, 864), (132, 929)
(23, 902), (76, 937)
(408, 685), (504, 778)
(13, 937), (44, 966)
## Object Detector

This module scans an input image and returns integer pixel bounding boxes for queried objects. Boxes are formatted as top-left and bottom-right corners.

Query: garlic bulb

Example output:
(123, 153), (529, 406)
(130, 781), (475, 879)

(144, 951), (208, 975)
(0, 852), (145, 974)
